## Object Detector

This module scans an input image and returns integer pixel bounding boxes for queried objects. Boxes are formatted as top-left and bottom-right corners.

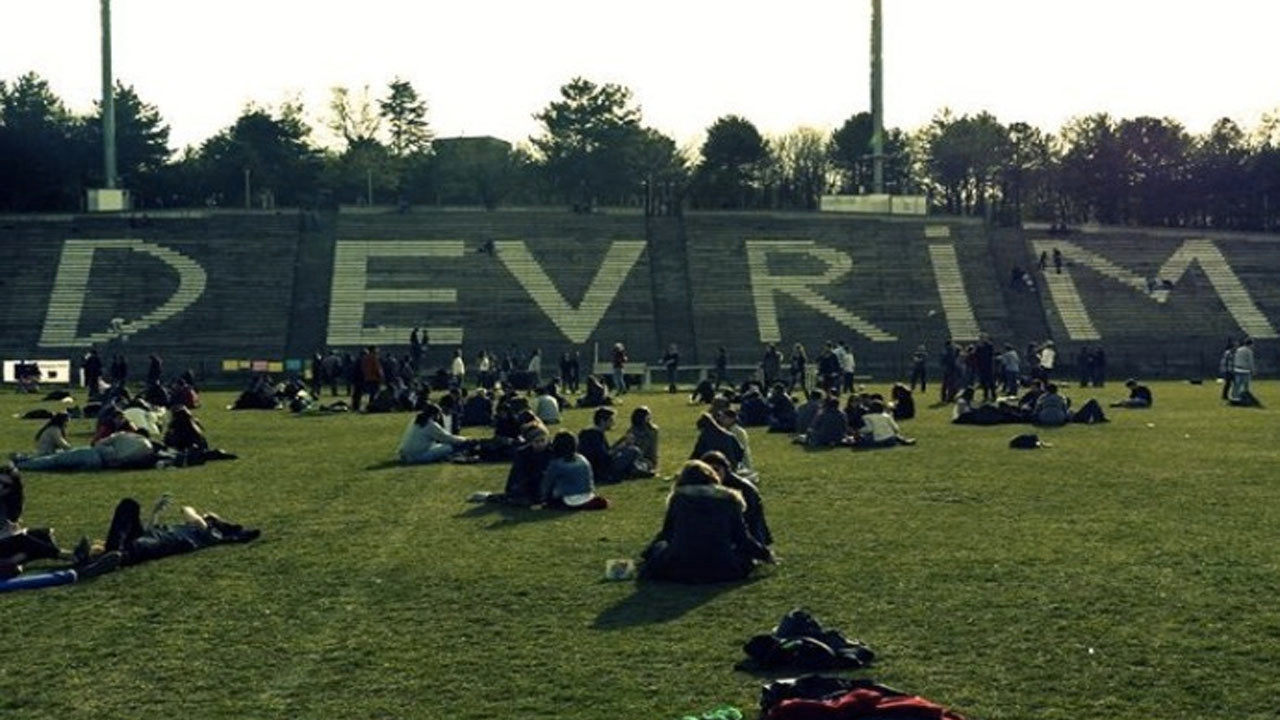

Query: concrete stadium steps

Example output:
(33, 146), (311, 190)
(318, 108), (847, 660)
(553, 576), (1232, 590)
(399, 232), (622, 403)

(327, 212), (659, 364)
(2, 210), (1279, 382)
(0, 218), (77, 355)
(1027, 230), (1280, 377)
(0, 213), (301, 376)
(681, 214), (999, 377)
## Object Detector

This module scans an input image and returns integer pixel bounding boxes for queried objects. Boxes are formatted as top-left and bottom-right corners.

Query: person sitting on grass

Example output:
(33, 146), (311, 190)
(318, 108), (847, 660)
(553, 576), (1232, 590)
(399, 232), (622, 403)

(737, 386), (770, 427)
(701, 451), (773, 548)
(621, 406), (660, 476)
(1111, 378), (1153, 408)
(398, 403), (474, 465)
(579, 407), (645, 483)
(0, 464), (66, 579)
(690, 378), (716, 405)
(1, 463), (122, 582)
(466, 423), (552, 507)
(1032, 383), (1070, 427)
(689, 412), (746, 470)
(162, 407), (238, 464)
(533, 384), (562, 426)
(803, 396), (856, 447)
(856, 400), (917, 447)
(540, 432), (609, 510)
(766, 384), (798, 433)
(794, 390), (825, 437)
(638, 460), (774, 584)
(718, 408), (755, 472)
(33, 411), (72, 458)
(575, 375), (614, 408)
(890, 383), (915, 420)
(90, 404), (138, 445)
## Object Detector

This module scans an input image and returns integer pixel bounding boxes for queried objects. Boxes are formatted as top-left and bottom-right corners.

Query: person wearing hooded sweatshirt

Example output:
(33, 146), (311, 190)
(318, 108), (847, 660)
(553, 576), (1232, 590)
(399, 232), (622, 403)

(639, 460), (773, 583)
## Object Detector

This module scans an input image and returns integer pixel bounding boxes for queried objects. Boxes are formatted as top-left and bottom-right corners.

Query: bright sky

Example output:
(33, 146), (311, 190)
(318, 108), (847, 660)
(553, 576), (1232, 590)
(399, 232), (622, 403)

(3, 0), (1279, 152)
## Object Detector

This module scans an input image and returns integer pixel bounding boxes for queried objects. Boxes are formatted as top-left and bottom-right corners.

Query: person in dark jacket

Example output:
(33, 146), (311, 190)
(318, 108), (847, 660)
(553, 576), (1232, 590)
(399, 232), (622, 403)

(1111, 378), (1153, 408)
(578, 407), (641, 484)
(473, 423), (552, 507)
(805, 397), (854, 447)
(738, 387), (770, 427)
(700, 451), (772, 548)
(82, 348), (104, 399)
(639, 460), (773, 583)
(689, 412), (745, 469)
(766, 384), (798, 433)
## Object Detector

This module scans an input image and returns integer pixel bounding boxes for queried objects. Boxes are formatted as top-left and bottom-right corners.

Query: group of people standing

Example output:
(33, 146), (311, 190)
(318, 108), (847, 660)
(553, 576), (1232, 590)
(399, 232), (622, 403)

(1220, 337), (1257, 403)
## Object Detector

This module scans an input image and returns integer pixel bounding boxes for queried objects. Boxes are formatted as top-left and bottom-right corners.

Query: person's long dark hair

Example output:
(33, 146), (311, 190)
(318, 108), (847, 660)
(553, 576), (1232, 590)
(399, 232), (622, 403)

(34, 412), (68, 442)
(414, 403), (442, 426)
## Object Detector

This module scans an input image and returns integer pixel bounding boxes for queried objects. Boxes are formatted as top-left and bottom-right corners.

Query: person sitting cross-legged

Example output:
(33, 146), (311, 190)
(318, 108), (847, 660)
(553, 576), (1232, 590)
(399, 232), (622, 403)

(540, 432), (609, 510)
(638, 460), (774, 584)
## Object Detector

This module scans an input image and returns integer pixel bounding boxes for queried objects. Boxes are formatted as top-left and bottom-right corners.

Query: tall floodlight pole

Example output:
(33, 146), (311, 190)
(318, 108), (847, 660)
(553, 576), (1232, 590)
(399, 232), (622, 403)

(101, 0), (117, 189)
(870, 0), (885, 194)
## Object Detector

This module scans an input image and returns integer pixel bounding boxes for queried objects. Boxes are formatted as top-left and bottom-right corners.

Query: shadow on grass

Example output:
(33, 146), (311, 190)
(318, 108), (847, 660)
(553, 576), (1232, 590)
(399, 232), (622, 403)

(452, 502), (566, 529)
(364, 460), (405, 471)
(592, 575), (762, 630)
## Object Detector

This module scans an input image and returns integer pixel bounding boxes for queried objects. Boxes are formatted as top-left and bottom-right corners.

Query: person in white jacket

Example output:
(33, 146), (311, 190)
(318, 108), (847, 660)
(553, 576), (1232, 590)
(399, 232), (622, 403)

(398, 403), (472, 464)
(1231, 338), (1256, 402)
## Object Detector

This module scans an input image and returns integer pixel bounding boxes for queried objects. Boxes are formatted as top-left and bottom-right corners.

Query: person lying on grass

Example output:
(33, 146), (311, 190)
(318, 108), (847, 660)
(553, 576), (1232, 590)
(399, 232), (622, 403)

(15, 428), (158, 472)
(540, 431), (609, 510)
(639, 460), (773, 583)
(88, 494), (260, 568)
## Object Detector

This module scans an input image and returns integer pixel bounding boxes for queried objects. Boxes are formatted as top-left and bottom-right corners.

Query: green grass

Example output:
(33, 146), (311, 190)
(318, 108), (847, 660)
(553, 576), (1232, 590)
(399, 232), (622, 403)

(2, 381), (1279, 719)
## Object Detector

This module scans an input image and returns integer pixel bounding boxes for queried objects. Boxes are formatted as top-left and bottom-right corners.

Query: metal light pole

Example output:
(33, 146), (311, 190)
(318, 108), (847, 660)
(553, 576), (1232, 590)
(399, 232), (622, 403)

(870, 0), (885, 195)
(100, 0), (117, 189)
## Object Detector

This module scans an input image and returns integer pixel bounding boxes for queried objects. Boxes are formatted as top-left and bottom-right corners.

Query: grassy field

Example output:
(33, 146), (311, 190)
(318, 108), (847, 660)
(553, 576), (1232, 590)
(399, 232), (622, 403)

(2, 381), (1279, 719)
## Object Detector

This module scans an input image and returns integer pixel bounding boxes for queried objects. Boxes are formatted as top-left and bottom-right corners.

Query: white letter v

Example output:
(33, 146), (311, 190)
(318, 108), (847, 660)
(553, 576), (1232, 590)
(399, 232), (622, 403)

(495, 240), (645, 344)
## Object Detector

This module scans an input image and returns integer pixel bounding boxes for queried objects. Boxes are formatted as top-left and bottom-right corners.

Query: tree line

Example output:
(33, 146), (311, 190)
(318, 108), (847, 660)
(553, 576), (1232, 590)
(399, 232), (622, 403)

(2, 71), (1279, 230)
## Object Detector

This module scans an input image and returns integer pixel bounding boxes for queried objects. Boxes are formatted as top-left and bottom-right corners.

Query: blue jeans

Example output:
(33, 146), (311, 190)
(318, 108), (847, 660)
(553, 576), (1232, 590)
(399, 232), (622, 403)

(17, 447), (104, 472)
(400, 444), (454, 465)
(613, 368), (626, 393)
(1232, 371), (1252, 400)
